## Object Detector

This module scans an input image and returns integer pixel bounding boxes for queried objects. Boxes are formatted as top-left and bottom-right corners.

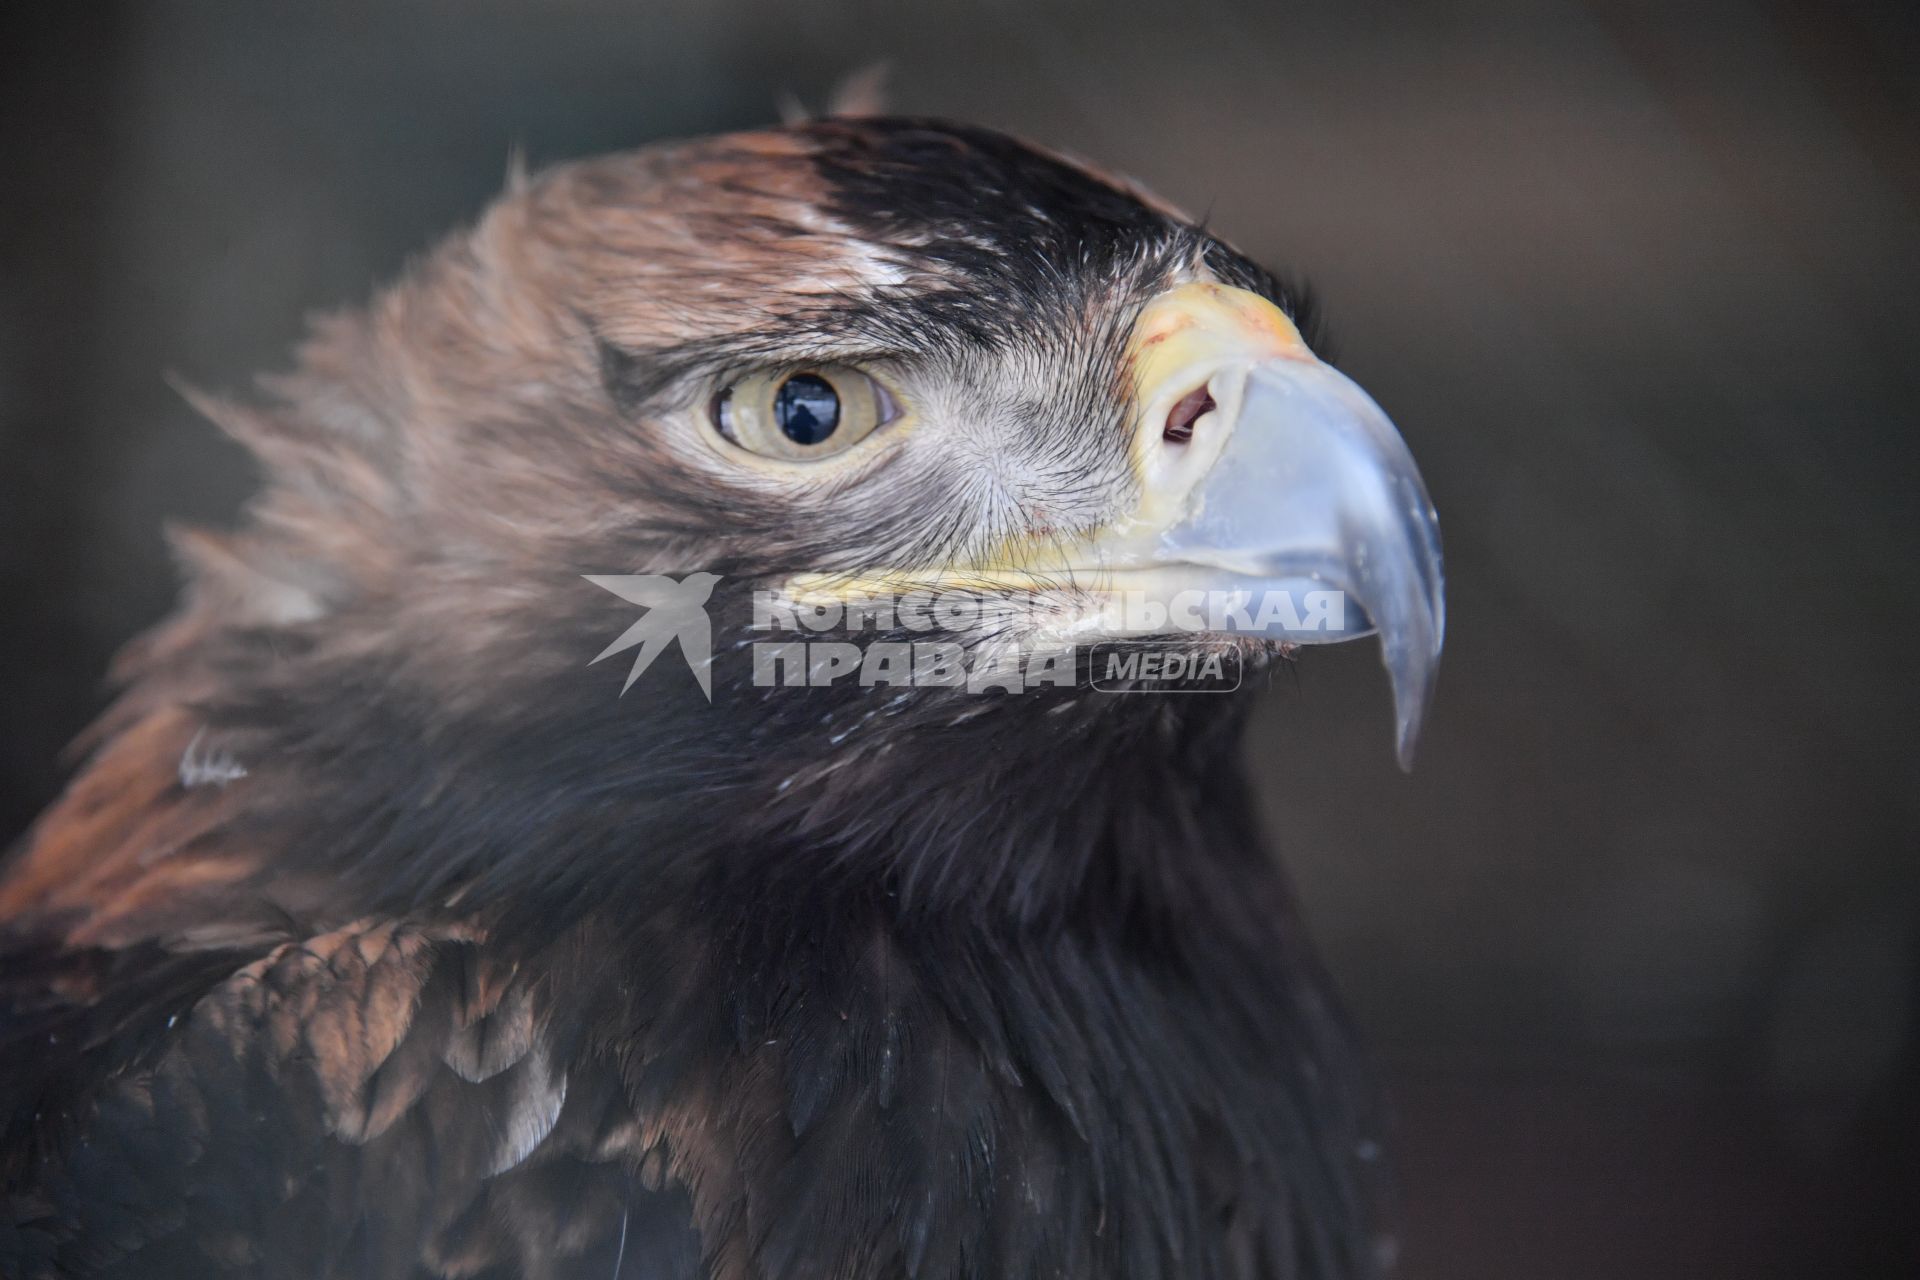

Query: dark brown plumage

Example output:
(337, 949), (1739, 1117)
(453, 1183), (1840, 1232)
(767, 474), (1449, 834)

(1, 117), (1400, 1279)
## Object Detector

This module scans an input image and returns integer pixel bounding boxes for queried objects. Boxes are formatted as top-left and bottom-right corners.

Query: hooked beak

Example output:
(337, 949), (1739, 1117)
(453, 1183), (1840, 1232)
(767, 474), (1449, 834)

(1091, 281), (1446, 767)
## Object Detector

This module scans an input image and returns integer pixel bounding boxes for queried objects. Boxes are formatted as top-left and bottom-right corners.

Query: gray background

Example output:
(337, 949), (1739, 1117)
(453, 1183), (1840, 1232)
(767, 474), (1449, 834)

(3, 2), (1916, 1275)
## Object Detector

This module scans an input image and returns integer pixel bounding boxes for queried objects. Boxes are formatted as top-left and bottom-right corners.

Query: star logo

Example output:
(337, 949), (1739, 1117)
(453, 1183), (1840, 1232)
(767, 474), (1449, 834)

(584, 572), (720, 700)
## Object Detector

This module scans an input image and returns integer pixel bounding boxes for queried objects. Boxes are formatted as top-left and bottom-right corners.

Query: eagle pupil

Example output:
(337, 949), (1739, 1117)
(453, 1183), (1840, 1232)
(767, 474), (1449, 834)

(774, 374), (840, 445)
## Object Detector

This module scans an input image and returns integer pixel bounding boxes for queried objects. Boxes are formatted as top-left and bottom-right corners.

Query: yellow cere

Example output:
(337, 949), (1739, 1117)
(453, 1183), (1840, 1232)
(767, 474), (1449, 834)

(1117, 281), (1312, 543)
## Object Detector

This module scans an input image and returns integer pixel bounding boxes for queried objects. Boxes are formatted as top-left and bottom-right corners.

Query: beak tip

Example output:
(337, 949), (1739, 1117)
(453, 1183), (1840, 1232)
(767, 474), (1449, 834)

(1385, 639), (1441, 773)
(1393, 723), (1422, 773)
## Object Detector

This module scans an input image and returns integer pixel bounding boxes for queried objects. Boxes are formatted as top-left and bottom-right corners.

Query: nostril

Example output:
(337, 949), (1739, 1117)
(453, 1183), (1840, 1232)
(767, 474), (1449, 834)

(1163, 386), (1214, 444)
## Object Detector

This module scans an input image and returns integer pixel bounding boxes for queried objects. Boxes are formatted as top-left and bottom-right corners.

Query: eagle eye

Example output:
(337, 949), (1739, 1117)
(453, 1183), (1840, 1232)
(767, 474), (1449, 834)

(709, 366), (899, 462)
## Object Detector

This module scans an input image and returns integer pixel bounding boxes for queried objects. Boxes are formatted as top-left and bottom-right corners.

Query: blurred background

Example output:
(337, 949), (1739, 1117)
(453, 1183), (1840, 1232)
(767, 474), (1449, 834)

(3, 2), (1916, 1275)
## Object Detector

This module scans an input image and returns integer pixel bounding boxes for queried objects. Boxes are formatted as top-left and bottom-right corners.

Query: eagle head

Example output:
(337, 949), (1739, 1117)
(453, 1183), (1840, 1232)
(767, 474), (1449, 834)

(140, 117), (1442, 921)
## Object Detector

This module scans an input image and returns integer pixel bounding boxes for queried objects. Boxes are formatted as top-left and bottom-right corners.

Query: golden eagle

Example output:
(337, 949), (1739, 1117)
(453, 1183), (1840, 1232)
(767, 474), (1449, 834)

(1, 117), (1442, 1279)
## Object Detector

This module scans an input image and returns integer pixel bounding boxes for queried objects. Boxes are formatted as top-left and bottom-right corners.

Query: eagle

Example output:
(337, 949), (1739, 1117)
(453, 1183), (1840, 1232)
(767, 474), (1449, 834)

(0, 116), (1443, 1279)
